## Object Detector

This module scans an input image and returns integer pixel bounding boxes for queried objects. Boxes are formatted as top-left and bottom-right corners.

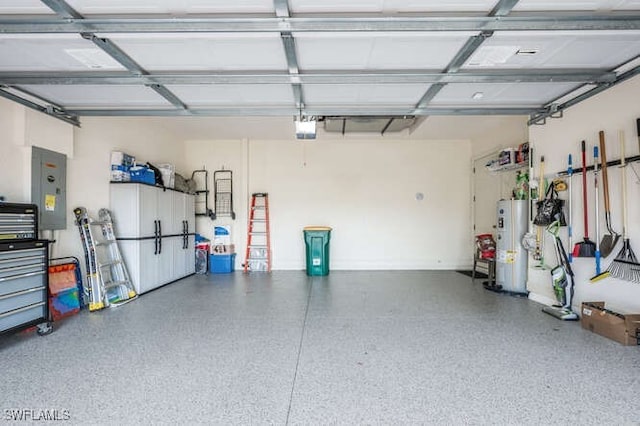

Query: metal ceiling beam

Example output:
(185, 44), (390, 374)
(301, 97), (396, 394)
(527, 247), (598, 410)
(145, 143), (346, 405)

(275, 1), (305, 110)
(82, 34), (144, 74)
(40, 0), (82, 19)
(414, 0), (520, 110)
(528, 64), (640, 125)
(0, 69), (616, 85)
(416, 83), (446, 109)
(490, 0), (521, 17)
(2, 15), (640, 33)
(444, 33), (492, 74)
(40, 0), (188, 112)
(0, 87), (80, 126)
(273, 0), (291, 19)
(68, 107), (543, 117)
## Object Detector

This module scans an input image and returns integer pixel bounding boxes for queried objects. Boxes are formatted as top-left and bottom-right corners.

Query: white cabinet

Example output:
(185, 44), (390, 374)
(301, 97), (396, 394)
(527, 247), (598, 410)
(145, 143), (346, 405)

(110, 183), (195, 294)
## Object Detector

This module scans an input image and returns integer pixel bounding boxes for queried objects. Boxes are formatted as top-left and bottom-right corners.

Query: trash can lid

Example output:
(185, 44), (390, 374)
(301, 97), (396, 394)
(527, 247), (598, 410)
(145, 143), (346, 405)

(303, 226), (332, 231)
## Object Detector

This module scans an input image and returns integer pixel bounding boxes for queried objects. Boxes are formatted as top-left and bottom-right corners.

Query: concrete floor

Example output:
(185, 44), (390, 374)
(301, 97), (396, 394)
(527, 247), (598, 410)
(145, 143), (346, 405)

(1, 270), (638, 425)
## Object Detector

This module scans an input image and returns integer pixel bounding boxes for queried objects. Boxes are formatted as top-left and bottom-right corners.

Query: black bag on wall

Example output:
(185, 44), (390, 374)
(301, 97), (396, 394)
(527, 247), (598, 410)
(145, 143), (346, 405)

(534, 185), (566, 226)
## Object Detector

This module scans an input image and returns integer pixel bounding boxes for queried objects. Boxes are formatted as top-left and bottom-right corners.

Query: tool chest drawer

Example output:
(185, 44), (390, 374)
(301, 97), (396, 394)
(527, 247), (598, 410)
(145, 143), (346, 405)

(0, 240), (48, 334)
(0, 203), (38, 241)
(0, 303), (46, 333)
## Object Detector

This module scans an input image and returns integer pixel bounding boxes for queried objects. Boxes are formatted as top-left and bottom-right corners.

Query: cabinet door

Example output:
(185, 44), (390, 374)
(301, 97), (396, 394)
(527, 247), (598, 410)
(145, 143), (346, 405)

(155, 189), (174, 237)
(170, 191), (186, 236)
(156, 236), (175, 285)
(138, 184), (160, 238)
(110, 184), (142, 237)
(184, 193), (195, 237)
(184, 235), (195, 275)
(138, 239), (161, 294)
(171, 236), (187, 280)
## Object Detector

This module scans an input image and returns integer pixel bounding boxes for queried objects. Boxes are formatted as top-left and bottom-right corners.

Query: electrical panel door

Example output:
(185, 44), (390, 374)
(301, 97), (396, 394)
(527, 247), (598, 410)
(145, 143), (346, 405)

(31, 146), (67, 231)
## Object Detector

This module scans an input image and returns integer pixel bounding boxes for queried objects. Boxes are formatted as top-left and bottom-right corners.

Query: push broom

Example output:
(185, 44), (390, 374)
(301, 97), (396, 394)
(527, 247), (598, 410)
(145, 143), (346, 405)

(608, 131), (640, 283)
(572, 140), (596, 258)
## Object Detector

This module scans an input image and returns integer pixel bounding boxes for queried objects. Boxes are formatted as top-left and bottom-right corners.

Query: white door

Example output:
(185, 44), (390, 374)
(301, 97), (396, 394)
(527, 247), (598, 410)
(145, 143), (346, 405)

(472, 154), (526, 240)
(473, 154), (502, 238)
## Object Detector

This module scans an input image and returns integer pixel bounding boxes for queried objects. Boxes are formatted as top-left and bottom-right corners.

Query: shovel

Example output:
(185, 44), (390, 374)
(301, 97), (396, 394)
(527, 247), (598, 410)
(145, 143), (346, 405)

(572, 140), (596, 258)
(598, 131), (620, 257)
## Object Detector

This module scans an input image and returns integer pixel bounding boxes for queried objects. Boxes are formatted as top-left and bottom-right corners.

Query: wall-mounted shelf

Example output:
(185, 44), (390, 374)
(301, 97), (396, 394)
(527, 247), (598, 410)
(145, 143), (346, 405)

(487, 162), (528, 173)
(485, 143), (530, 173)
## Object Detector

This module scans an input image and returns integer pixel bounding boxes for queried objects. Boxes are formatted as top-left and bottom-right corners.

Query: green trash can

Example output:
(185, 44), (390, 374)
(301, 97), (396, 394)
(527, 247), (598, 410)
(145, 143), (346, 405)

(303, 226), (332, 276)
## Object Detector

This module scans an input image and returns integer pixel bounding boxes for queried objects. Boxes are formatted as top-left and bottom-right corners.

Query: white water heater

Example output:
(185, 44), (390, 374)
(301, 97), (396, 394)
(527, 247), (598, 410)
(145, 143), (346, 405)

(495, 199), (529, 294)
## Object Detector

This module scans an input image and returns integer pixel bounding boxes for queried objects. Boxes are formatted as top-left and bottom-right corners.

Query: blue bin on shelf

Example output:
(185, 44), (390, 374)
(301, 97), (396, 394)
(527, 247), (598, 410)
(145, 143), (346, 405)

(129, 166), (155, 185)
(209, 254), (236, 273)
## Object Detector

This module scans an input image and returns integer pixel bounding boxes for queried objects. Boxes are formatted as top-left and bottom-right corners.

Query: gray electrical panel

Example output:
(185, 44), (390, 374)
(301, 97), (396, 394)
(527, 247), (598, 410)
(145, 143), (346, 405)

(31, 146), (67, 230)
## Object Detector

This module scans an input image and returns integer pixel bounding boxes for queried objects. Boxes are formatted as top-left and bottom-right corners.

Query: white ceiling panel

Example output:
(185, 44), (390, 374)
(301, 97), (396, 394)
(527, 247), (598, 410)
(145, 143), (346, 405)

(304, 84), (430, 106)
(513, 0), (640, 11)
(167, 84), (295, 106)
(295, 32), (476, 71)
(0, 34), (125, 71)
(102, 33), (288, 71)
(430, 82), (580, 106)
(463, 31), (640, 69)
(290, 0), (497, 13)
(0, 0), (54, 14)
(18, 85), (171, 108)
(65, 0), (274, 15)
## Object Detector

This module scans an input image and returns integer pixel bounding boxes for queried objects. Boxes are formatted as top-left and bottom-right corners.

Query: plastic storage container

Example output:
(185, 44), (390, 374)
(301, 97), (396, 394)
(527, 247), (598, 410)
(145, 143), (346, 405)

(303, 226), (332, 276)
(209, 253), (236, 273)
(129, 166), (155, 185)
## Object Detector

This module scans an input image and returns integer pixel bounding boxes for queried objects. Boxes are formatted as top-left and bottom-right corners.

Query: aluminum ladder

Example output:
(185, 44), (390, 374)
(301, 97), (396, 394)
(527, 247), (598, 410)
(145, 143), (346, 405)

(74, 207), (137, 311)
(244, 193), (271, 272)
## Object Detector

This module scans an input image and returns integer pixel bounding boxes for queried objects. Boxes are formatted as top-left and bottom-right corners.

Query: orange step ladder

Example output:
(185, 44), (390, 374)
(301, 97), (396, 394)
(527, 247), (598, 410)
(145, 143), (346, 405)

(244, 193), (271, 272)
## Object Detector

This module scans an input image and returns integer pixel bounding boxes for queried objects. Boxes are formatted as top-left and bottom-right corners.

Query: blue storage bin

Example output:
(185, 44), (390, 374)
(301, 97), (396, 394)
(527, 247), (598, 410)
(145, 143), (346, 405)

(209, 254), (236, 273)
(129, 166), (155, 185)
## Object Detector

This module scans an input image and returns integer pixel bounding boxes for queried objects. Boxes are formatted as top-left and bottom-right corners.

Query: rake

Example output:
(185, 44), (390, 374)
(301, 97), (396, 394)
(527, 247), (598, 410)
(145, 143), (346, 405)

(607, 131), (640, 283)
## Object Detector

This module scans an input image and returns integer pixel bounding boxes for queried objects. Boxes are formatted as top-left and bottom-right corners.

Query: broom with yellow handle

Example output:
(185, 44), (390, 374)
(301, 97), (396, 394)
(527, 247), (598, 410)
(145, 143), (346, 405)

(608, 130), (640, 283)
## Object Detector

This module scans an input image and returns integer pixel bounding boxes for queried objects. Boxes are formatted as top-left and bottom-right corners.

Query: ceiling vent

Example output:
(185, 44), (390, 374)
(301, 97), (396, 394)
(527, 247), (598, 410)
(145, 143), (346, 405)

(321, 116), (417, 135)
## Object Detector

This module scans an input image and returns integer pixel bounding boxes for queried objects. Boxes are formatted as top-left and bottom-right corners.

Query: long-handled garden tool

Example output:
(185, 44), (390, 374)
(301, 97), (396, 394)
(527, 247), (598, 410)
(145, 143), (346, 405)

(572, 140), (596, 258)
(567, 154), (574, 262)
(637, 118), (640, 154)
(590, 146), (610, 282)
(598, 131), (620, 257)
(608, 131), (640, 283)
(522, 147), (538, 254)
(533, 156), (548, 269)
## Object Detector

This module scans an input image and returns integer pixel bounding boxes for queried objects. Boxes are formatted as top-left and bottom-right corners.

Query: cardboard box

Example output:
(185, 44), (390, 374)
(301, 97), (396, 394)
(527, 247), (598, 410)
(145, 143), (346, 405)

(213, 225), (232, 245)
(110, 151), (135, 167)
(581, 302), (640, 346)
(211, 244), (235, 255)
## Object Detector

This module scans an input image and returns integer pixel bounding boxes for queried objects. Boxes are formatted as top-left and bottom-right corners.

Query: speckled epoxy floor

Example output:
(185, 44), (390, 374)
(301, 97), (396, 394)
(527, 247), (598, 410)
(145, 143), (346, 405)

(1, 271), (638, 425)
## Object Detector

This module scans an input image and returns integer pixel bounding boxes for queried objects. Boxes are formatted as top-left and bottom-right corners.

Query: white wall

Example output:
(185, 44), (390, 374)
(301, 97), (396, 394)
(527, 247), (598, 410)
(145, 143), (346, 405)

(0, 98), (74, 203)
(0, 98), (29, 202)
(0, 100), (190, 262)
(528, 75), (640, 313)
(56, 117), (188, 260)
(185, 136), (472, 270)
